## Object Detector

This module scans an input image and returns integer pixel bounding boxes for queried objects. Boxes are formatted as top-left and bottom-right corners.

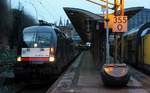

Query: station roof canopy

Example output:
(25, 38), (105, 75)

(64, 7), (103, 42)
(64, 7), (144, 42)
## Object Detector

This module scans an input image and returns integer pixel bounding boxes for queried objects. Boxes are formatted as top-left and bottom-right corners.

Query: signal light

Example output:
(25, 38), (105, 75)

(49, 56), (55, 62)
(17, 57), (21, 62)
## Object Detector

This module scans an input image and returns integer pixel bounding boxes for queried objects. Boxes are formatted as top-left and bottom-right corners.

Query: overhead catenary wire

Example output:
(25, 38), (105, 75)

(22, 0), (54, 23)
(22, 0), (41, 22)
(36, 0), (55, 23)
(43, 0), (61, 23)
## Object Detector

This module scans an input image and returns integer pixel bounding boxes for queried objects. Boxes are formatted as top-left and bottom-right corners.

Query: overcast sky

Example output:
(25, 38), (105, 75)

(10, 0), (150, 23)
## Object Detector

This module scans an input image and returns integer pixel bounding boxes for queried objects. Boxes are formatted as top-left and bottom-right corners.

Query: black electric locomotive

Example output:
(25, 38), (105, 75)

(14, 26), (77, 82)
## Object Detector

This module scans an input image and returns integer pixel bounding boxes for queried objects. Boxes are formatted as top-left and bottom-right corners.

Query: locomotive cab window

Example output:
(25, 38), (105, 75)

(23, 32), (52, 48)
(23, 27), (57, 48)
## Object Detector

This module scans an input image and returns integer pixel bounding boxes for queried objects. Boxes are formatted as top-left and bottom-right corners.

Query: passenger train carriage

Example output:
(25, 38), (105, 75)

(15, 26), (77, 81)
(123, 22), (150, 73)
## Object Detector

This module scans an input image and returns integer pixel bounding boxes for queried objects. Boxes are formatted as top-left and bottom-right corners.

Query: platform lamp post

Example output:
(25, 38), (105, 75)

(105, 0), (110, 64)
(114, 0), (125, 63)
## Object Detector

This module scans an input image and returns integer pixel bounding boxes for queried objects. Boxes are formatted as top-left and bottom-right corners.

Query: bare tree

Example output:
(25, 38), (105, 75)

(0, 0), (12, 49)
(9, 9), (36, 49)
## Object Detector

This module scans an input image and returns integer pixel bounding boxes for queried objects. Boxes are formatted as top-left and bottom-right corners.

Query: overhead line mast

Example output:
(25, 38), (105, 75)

(86, 0), (125, 64)
(87, 0), (130, 86)
(86, 0), (113, 9)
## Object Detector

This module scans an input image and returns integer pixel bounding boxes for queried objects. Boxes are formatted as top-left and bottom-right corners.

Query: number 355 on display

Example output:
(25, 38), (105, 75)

(112, 16), (128, 32)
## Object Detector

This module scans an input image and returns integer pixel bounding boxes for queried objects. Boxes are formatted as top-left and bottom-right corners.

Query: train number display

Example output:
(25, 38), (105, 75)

(112, 16), (128, 32)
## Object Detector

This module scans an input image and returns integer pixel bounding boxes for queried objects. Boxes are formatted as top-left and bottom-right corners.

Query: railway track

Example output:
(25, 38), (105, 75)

(16, 84), (50, 93)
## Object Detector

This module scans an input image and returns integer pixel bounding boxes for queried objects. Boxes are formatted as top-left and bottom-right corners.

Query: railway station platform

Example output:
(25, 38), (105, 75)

(46, 51), (150, 93)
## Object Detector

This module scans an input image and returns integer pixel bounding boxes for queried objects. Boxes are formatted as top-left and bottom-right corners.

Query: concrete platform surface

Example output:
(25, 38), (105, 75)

(46, 51), (150, 93)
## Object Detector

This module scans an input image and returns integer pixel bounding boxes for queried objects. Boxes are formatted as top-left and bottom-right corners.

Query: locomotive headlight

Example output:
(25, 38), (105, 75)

(50, 48), (54, 53)
(17, 56), (21, 62)
(34, 43), (38, 48)
(49, 56), (55, 62)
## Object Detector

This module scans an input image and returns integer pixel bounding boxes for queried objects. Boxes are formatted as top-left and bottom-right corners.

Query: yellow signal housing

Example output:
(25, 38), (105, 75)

(104, 13), (114, 29)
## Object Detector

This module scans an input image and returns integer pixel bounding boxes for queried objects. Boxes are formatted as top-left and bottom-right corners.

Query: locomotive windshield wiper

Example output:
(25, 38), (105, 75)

(33, 32), (37, 47)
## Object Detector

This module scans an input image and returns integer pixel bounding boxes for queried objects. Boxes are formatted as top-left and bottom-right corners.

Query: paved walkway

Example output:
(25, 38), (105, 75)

(46, 51), (150, 93)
